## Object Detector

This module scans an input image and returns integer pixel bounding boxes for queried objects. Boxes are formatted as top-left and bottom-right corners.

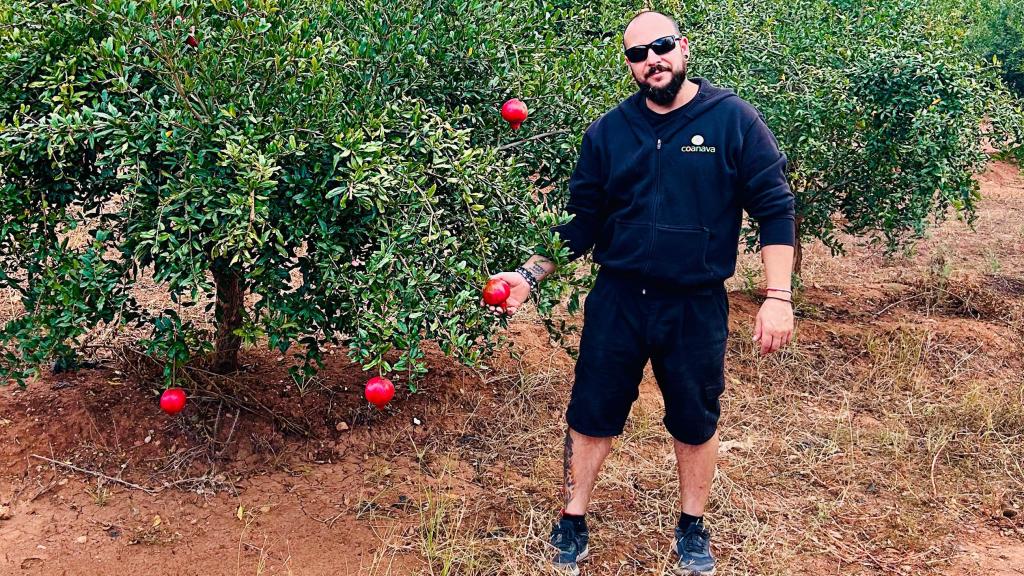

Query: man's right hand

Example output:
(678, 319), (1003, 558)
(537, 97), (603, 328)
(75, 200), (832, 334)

(481, 271), (531, 316)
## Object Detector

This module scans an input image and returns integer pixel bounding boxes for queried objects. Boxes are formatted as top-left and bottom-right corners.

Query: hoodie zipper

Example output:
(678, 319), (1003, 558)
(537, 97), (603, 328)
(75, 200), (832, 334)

(643, 138), (662, 277)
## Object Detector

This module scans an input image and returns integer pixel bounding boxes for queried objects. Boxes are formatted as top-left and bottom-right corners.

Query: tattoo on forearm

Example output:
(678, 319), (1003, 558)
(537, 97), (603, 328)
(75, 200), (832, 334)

(563, 428), (575, 507)
(529, 258), (550, 279)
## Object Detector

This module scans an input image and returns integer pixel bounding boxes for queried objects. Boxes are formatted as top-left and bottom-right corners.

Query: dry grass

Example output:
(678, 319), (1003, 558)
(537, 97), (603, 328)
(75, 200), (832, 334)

(384, 303), (1022, 575)
(86, 477), (112, 507)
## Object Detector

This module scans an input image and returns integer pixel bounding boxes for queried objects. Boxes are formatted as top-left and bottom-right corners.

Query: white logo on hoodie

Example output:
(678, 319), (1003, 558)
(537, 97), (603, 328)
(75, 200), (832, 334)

(681, 134), (716, 153)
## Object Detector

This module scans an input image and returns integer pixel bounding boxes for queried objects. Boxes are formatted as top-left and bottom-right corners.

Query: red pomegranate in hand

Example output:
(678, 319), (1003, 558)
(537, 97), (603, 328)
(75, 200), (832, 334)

(160, 387), (187, 415)
(482, 278), (511, 309)
(500, 98), (528, 130)
(365, 376), (395, 409)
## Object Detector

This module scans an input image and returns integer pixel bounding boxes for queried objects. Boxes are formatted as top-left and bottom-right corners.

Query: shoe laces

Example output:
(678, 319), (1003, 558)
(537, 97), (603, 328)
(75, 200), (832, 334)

(551, 522), (577, 551)
(681, 524), (709, 555)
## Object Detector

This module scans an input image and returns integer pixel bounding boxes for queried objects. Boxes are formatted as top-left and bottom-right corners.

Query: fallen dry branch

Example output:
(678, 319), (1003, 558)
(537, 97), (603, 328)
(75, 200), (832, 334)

(31, 454), (237, 496)
(31, 454), (157, 494)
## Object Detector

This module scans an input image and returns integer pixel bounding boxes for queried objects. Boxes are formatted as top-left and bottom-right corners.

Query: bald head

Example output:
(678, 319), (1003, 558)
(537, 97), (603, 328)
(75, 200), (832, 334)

(623, 11), (680, 49)
(621, 10), (691, 108)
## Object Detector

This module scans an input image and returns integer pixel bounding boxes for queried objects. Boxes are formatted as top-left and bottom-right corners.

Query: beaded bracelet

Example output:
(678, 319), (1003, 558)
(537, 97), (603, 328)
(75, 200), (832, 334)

(515, 266), (539, 292)
(765, 296), (793, 305)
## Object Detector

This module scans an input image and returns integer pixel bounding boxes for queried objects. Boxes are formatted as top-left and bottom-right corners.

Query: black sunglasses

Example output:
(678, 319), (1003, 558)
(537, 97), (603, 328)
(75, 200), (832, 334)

(624, 35), (681, 63)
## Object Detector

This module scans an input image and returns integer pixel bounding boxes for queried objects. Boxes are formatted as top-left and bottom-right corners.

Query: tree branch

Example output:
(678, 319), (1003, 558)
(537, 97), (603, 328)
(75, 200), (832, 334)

(31, 454), (157, 494)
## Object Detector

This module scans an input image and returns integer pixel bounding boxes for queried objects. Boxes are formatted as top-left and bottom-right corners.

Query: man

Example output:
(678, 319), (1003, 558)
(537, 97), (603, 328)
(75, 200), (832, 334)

(484, 10), (795, 576)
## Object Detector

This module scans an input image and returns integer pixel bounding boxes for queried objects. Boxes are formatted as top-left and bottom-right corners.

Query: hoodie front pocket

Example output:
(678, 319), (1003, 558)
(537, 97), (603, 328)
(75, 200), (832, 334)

(648, 225), (710, 279)
(595, 219), (650, 269)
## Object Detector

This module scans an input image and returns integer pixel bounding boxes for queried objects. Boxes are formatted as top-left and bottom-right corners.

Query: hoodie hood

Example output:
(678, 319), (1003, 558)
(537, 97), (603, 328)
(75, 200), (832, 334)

(618, 77), (738, 143)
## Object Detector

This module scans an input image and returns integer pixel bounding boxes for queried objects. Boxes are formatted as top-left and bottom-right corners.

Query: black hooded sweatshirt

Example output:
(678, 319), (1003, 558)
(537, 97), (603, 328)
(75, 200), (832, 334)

(551, 77), (795, 288)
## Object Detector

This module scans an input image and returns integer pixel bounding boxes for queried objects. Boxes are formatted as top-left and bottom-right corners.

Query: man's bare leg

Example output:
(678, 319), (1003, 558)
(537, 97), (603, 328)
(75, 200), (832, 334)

(563, 428), (612, 514)
(673, 430), (718, 515)
(671, 431), (719, 574)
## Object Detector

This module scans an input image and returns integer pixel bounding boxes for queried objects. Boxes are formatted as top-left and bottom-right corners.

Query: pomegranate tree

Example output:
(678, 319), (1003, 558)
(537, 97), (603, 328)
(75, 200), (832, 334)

(0, 0), (610, 388)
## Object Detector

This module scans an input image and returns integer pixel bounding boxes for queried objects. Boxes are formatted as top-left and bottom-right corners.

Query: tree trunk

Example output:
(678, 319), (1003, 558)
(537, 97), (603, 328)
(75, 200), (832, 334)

(212, 264), (243, 374)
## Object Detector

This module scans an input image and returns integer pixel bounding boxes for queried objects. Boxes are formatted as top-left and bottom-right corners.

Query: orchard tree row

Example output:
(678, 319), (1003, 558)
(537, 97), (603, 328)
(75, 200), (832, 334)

(1, 0), (1021, 394)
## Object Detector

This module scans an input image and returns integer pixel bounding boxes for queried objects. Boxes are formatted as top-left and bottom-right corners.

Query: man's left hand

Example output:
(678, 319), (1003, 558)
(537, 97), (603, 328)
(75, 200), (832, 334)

(752, 298), (794, 355)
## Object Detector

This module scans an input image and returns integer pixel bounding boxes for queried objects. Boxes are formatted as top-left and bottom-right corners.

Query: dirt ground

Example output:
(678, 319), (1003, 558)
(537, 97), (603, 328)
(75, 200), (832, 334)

(1, 161), (1023, 575)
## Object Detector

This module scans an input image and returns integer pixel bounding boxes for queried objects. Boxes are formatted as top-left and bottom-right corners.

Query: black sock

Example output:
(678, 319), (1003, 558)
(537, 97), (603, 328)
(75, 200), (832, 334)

(678, 512), (703, 531)
(562, 511), (587, 531)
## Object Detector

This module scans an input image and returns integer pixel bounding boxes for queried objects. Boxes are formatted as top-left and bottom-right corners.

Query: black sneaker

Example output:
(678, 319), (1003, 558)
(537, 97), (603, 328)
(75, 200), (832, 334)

(549, 516), (589, 575)
(673, 521), (716, 575)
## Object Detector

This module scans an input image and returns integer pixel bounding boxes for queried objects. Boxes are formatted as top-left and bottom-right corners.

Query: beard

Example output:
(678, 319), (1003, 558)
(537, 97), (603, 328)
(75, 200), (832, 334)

(636, 62), (687, 106)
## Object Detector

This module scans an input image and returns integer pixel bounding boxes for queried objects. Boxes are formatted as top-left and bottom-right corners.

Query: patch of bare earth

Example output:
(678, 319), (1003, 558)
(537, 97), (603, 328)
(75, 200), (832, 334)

(1, 161), (1022, 575)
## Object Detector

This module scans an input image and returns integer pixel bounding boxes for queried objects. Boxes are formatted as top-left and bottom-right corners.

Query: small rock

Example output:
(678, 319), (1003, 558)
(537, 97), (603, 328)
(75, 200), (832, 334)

(718, 438), (754, 454)
(0, 505), (10, 520)
(75, 536), (87, 544)
(412, 417), (422, 426)
(336, 421), (349, 432)
(144, 435), (152, 444)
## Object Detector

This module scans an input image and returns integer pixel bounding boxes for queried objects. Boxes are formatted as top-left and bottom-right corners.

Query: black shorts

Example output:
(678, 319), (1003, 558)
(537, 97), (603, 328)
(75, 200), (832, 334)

(565, 270), (729, 445)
